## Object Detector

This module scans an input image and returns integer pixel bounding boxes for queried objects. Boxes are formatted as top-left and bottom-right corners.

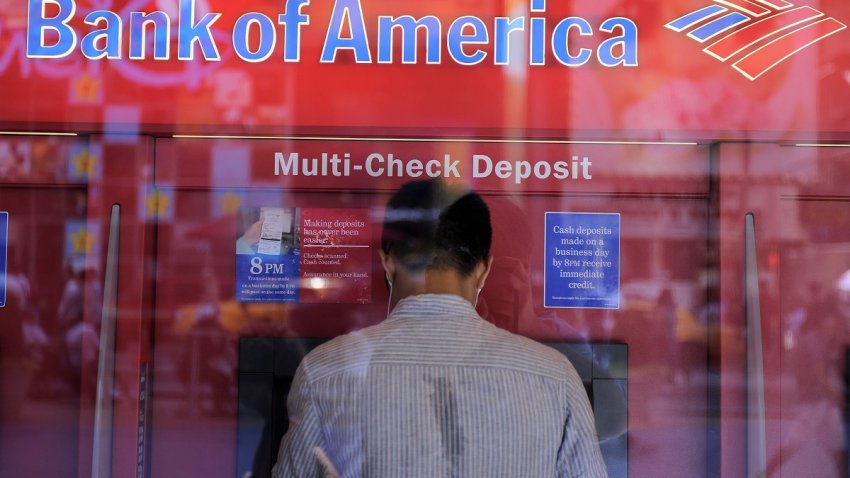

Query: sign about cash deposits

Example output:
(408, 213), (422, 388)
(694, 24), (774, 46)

(235, 207), (371, 303)
(544, 212), (620, 309)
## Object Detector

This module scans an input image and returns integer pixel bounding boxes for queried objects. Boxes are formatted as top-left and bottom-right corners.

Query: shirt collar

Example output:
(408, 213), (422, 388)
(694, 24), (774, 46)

(388, 293), (480, 321)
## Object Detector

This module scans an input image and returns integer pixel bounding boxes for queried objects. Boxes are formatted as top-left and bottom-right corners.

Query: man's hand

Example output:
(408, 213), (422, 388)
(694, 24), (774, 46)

(239, 219), (264, 246)
(312, 447), (339, 478)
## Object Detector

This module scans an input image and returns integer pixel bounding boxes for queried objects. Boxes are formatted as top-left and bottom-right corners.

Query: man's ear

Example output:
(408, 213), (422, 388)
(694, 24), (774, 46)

(475, 256), (494, 290)
(379, 250), (396, 286)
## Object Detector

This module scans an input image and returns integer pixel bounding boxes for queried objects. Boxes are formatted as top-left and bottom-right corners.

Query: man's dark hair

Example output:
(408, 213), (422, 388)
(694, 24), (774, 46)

(381, 179), (492, 276)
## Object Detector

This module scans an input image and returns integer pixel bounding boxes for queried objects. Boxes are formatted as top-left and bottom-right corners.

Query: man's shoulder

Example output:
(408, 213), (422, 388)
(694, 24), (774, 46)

(298, 322), (391, 379)
(303, 319), (575, 382)
(480, 322), (577, 380)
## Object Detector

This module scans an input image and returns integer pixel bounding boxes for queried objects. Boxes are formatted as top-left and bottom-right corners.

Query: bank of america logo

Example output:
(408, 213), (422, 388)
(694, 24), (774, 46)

(666, 0), (847, 80)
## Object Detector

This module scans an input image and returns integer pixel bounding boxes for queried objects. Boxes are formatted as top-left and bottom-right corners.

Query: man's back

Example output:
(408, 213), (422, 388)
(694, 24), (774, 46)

(274, 294), (607, 477)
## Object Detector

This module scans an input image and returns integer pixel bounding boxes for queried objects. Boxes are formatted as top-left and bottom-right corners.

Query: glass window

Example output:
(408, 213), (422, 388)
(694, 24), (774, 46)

(1, 1), (849, 477)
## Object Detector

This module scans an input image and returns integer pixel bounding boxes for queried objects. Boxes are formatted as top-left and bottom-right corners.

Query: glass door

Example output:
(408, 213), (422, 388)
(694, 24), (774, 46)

(0, 134), (108, 477)
(0, 133), (159, 478)
(720, 143), (850, 478)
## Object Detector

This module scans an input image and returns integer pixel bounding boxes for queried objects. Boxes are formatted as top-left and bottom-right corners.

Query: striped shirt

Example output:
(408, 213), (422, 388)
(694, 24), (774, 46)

(273, 294), (607, 478)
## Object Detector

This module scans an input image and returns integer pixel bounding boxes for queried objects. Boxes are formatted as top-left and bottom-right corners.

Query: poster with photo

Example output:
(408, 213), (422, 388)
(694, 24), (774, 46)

(235, 207), (301, 303)
(235, 207), (371, 304)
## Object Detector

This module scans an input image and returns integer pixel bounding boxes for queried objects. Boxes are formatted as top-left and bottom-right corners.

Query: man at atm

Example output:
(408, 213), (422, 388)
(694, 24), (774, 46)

(273, 179), (606, 477)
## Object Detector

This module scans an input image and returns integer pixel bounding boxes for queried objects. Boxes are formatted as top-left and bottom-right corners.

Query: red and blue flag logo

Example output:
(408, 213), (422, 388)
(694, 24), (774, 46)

(667, 0), (846, 80)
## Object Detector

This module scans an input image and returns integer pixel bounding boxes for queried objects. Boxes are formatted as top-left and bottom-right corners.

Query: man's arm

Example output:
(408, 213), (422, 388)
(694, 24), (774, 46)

(272, 361), (327, 478)
(556, 376), (609, 477)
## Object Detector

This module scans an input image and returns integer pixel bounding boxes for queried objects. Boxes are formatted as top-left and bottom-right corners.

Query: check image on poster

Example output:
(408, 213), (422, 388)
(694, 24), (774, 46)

(544, 212), (620, 309)
(235, 207), (371, 304)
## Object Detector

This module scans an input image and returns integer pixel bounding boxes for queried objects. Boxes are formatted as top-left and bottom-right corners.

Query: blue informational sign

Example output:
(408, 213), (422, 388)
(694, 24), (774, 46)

(544, 212), (620, 309)
(235, 253), (301, 303)
(0, 212), (7, 308)
(235, 206), (302, 303)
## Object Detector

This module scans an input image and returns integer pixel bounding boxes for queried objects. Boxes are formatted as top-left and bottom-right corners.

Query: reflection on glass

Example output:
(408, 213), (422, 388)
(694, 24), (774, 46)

(0, 171), (98, 476)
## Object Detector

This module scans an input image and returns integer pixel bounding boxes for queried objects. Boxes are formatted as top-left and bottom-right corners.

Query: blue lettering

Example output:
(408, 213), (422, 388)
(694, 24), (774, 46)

(377, 15), (441, 64)
(178, 0), (222, 61)
(27, 0), (77, 59)
(447, 16), (488, 65)
(19, 0), (639, 70)
(529, 17), (545, 65)
(551, 18), (592, 66)
(530, 0), (547, 66)
(321, 0), (371, 63)
(278, 0), (310, 62)
(129, 12), (171, 60)
(233, 13), (276, 63)
(598, 17), (638, 67)
(81, 11), (122, 60)
(494, 17), (524, 65)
